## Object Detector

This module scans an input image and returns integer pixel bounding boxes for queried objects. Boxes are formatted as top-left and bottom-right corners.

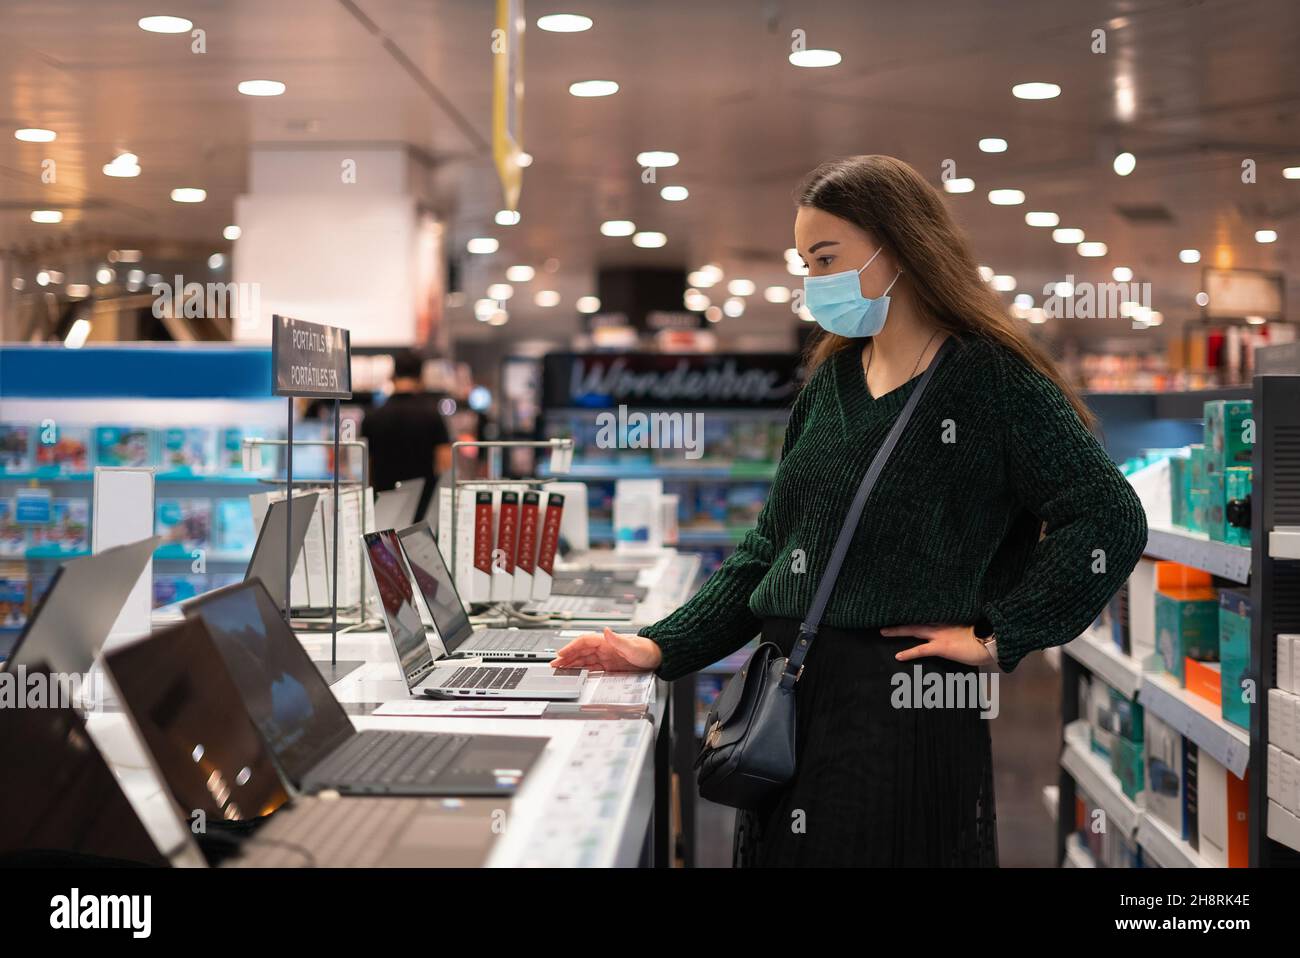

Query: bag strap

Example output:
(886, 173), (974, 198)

(780, 335), (956, 689)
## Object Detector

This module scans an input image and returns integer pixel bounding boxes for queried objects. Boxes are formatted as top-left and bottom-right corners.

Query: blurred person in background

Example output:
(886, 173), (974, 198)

(361, 349), (451, 521)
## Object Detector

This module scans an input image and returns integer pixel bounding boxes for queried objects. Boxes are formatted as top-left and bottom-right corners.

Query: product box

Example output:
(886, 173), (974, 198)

(0, 500), (26, 557)
(1280, 634), (1298, 694)
(1205, 471), (1228, 542)
(0, 424), (34, 473)
(1223, 466), (1252, 547)
(155, 498), (212, 556)
(1218, 589), (1252, 730)
(95, 426), (154, 467)
(1168, 454), (1189, 528)
(1185, 658), (1222, 707)
(1155, 587), (1220, 683)
(1202, 399), (1254, 477)
(1088, 679), (1116, 758)
(1196, 755), (1249, 867)
(1111, 736), (1145, 800)
(213, 498), (256, 554)
(34, 425), (90, 473)
(28, 498), (89, 555)
(1269, 688), (1298, 757)
(1186, 444), (1208, 534)
(1145, 712), (1186, 837)
(1184, 741), (1200, 851)
(160, 427), (216, 474)
(1128, 558), (1159, 664)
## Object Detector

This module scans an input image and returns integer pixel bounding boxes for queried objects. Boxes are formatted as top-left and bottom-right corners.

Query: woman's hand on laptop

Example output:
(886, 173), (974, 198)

(550, 627), (662, 672)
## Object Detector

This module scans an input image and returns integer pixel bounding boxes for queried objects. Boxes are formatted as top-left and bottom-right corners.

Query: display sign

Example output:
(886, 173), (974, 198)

(271, 315), (352, 399)
(492, 0), (525, 211)
(1202, 268), (1284, 321)
(540, 352), (802, 409)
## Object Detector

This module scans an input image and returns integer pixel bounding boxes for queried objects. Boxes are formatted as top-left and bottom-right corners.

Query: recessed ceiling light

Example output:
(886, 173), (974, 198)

(636, 151), (679, 168)
(467, 237), (499, 254)
(1112, 266), (1133, 282)
(65, 317), (92, 346)
(1284, 167), (1300, 180)
(1012, 81), (1061, 100)
(95, 267), (115, 285)
(764, 286), (791, 304)
(208, 253), (226, 270)
(1013, 293), (1034, 308)
(727, 279), (756, 296)
(600, 220), (636, 237)
(1052, 228), (1085, 244)
(11, 278), (25, 291)
(170, 188), (206, 203)
(943, 178), (975, 194)
(576, 295), (601, 313)
(14, 128), (56, 142)
(534, 290), (561, 307)
(988, 189), (1025, 205)
(223, 225), (242, 241)
(138, 15), (192, 33)
(474, 298), (497, 321)
(977, 266), (995, 282)
(487, 310), (509, 326)
(1025, 211), (1059, 227)
(684, 290), (711, 311)
(979, 138), (1008, 153)
(30, 210), (63, 224)
(633, 231), (667, 248)
(516, 152), (533, 168)
(1256, 229), (1278, 243)
(1179, 248), (1201, 264)
(487, 283), (514, 300)
(788, 49), (841, 68)
(1054, 281), (1075, 297)
(695, 264), (724, 285)
(569, 80), (619, 97)
(1195, 291), (1210, 306)
(723, 297), (746, 317)
(506, 265), (535, 282)
(237, 80), (286, 97)
(660, 186), (689, 201)
(1077, 242), (1108, 257)
(1245, 315), (1266, 326)
(102, 153), (141, 177)
(707, 306), (725, 324)
(991, 275), (1017, 291)
(495, 209), (521, 226)
(687, 270), (717, 287)
(1026, 308), (1047, 324)
(537, 14), (593, 32)
(1113, 151), (1136, 176)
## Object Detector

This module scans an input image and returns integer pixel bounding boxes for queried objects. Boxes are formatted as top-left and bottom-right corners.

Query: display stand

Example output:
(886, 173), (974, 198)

(270, 315), (363, 684)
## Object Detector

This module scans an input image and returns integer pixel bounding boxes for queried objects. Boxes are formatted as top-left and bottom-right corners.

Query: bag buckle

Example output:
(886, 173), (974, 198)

(705, 720), (722, 749)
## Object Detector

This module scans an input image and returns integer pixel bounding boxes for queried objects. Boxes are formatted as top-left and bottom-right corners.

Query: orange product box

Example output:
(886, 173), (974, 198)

(1185, 657), (1222, 706)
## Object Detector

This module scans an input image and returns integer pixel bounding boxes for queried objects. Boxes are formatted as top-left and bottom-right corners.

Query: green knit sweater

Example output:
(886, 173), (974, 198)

(641, 334), (1147, 680)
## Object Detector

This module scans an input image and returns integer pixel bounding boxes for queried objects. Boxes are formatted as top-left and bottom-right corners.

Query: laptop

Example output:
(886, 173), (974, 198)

(520, 592), (639, 619)
(394, 522), (579, 661)
(373, 478), (425, 531)
(184, 579), (547, 795)
(552, 574), (648, 602)
(364, 529), (586, 698)
(0, 667), (172, 866)
(105, 617), (510, 867)
(246, 492), (319, 612)
(4, 536), (160, 675)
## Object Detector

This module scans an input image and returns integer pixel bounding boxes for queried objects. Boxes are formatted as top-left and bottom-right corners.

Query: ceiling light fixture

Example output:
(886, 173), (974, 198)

(30, 210), (63, 224)
(102, 152), (141, 177)
(1012, 81), (1061, 100)
(237, 80), (286, 97)
(569, 80), (619, 97)
(467, 237), (499, 254)
(537, 14), (593, 32)
(14, 128), (56, 143)
(1052, 228), (1085, 244)
(789, 49), (841, 68)
(1113, 151), (1136, 176)
(1025, 211), (1059, 227)
(988, 189), (1025, 205)
(636, 151), (679, 168)
(660, 186), (689, 201)
(170, 188), (206, 203)
(633, 231), (667, 248)
(138, 15), (192, 33)
(979, 138), (1008, 153)
(1077, 242), (1108, 257)
(600, 220), (636, 237)
(943, 178), (975, 194)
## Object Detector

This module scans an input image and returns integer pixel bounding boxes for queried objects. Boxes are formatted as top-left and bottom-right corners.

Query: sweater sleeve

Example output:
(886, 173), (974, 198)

(981, 355), (1147, 672)
(639, 374), (819, 681)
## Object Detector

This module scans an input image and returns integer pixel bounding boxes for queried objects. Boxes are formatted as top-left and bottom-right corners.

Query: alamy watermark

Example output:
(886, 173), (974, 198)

(891, 664), (1000, 719)
(594, 405), (704, 460)
(153, 274), (259, 330)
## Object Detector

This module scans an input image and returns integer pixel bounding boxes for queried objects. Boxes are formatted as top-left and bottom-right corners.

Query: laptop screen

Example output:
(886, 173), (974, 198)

(106, 618), (291, 824)
(246, 492), (318, 610)
(184, 580), (353, 787)
(395, 523), (474, 652)
(363, 530), (440, 687)
(0, 670), (167, 866)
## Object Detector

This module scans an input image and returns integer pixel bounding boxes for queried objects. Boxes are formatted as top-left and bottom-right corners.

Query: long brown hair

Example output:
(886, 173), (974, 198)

(796, 155), (1096, 431)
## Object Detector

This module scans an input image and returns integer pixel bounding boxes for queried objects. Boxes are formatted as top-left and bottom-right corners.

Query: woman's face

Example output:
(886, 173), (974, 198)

(794, 205), (896, 298)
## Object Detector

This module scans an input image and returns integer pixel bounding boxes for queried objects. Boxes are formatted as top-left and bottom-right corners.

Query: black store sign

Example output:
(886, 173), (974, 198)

(272, 314), (353, 399)
(541, 352), (802, 409)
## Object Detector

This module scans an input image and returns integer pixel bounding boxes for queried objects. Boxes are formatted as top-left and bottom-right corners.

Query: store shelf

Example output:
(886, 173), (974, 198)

(1064, 834), (1096, 868)
(1136, 809), (1213, 868)
(1138, 672), (1250, 778)
(1267, 801), (1300, 854)
(1060, 720), (1140, 838)
(1144, 523), (1251, 583)
(1270, 526), (1300, 560)
(589, 522), (750, 546)
(0, 471), (271, 485)
(1064, 625), (1143, 700)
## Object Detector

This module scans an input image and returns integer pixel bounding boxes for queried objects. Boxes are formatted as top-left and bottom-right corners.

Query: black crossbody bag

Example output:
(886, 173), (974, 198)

(694, 337), (954, 809)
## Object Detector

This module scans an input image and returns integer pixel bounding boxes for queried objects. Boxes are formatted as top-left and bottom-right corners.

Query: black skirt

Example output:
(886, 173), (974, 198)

(733, 619), (998, 867)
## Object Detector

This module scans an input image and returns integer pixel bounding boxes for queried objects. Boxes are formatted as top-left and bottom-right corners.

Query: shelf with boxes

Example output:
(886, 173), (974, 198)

(1057, 375), (1300, 868)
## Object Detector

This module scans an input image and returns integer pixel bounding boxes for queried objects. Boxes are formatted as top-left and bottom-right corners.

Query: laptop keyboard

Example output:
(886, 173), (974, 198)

(470, 629), (548, 651)
(553, 581), (647, 600)
(318, 730), (470, 788)
(439, 665), (527, 690)
(534, 595), (630, 613)
(227, 796), (425, 868)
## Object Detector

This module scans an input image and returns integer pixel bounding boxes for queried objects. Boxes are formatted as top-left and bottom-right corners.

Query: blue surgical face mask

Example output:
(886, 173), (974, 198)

(802, 246), (901, 337)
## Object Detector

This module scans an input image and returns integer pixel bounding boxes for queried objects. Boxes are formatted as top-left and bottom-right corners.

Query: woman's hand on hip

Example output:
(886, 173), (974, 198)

(883, 624), (993, 667)
(550, 627), (663, 672)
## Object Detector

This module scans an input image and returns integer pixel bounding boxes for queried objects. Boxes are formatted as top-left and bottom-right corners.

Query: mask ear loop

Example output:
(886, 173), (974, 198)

(856, 246), (883, 275)
(883, 270), (902, 296)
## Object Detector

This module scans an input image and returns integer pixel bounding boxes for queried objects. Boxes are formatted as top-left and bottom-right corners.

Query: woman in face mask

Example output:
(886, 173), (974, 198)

(551, 155), (1147, 867)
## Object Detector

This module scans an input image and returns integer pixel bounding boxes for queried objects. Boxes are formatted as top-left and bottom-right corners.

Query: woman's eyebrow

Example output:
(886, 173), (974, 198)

(807, 240), (840, 254)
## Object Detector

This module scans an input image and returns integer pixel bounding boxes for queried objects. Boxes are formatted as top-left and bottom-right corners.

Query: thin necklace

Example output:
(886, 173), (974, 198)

(865, 329), (941, 388)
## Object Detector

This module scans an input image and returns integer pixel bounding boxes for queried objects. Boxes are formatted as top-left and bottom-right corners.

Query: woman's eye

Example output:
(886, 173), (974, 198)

(817, 256), (835, 268)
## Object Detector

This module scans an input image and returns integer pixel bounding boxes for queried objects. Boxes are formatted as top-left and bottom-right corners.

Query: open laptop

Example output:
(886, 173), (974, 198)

(394, 522), (579, 661)
(520, 591), (639, 619)
(373, 478), (424, 531)
(0, 667), (172, 866)
(246, 492), (318, 612)
(105, 617), (510, 867)
(4, 536), (160, 675)
(552, 573), (648, 602)
(364, 529), (585, 697)
(184, 579), (547, 795)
